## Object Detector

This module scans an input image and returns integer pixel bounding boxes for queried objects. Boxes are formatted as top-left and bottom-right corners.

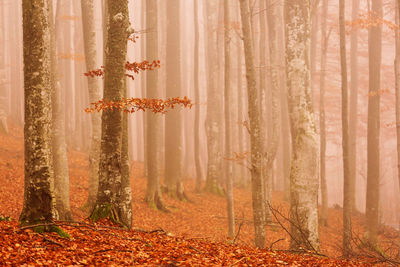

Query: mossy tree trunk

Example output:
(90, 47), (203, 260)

(284, 0), (320, 252)
(90, 0), (133, 229)
(239, 0), (266, 249)
(144, 0), (166, 211)
(20, 0), (56, 227)
(81, 0), (102, 211)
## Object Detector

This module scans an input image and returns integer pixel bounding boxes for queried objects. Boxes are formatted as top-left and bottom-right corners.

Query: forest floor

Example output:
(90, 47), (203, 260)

(0, 121), (399, 266)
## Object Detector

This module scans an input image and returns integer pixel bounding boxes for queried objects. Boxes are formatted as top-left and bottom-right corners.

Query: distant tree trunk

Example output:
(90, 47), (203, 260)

(284, 0), (320, 251)
(194, 0), (203, 192)
(339, 0), (352, 257)
(141, 0), (148, 178)
(0, 1), (7, 134)
(49, 0), (72, 221)
(319, 0), (329, 227)
(164, 0), (186, 200)
(90, 0), (133, 228)
(145, 0), (165, 210)
(349, 0), (360, 213)
(265, 0), (281, 221)
(81, 0), (102, 211)
(20, 0), (56, 226)
(204, 0), (224, 195)
(224, 0), (235, 239)
(395, 0), (400, 231)
(365, 0), (382, 247)
(239, 0), (266, 249)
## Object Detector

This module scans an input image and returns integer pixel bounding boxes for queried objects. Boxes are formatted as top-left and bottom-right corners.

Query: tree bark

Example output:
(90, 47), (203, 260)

(395, 0), (400, 231)
(365, 0), (382, 247)
(20, 0), (56, 226)
(319, 0), (329, 227)
(224, 0), (235, 239)
(90, 0), (133, 229)
(81, 0), (102, 211)
(284, 0), (320, 251)
(339, 0), (352, 257)
(239, 0), (266, 249)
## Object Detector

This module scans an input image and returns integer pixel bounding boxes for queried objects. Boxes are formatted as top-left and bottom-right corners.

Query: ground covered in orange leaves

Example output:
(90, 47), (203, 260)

(0, 121), (399, 265)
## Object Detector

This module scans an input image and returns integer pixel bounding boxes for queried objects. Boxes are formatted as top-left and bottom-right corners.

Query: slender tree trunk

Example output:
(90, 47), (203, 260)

(164, 0), (186, 200)
(144, 0), (166, 211)
(365, 0), (382, 247)
(224, 0), (235, 239)
(239, 0), (266, 249)
(284, 0), (320, 251)
(194, 0), (203, 192)
(349, 0), (360, 214)
(204, 0), (224, 195)
(395, 0), (400, 231)
(264, 0), (281, 222)
(20, 0), (56, 227)
(90, 0), (133, 229)
(319, 0), (329, 227)
(49, 0), (72, 221)
(81, 0), (102, 211)
(339, 0), (352, 257)
(0, 1), (7, 134)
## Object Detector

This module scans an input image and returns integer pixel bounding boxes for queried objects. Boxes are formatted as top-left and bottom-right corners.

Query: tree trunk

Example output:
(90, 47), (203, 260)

(284, 0), (320, 252)
(395, 0), (400, 231)
(0, 1), (8, 135)
(339, 0), (352, 257)
(81, 0), (102, 211)
(365, 0), (382, 247)
(49, 0), (72, 221)
(319, 0), (329, 227)
(90, 0), (133, 229)
(193, 0), (203, 192)
(239, 0), (266, 249)
(144, 0), (166, 211)
(349, 0), (360, 213)
(224, 0), (235, 239)
(164, 0), (186, 200)
(20, 0), (56, 227)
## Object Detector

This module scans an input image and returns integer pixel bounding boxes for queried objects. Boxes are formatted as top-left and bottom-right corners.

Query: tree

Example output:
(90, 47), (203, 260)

(50, 0), (72, 221)
(90, 0), (133, 228)
(81, 0), (102, 211)
(204, 0), (224, 195)
(0, 0), (8, 134)
(349, 0), (360, 213)
(239, 0), (266, 249)
(319, 0), (329, 227)
(339, 0), (351, 257)
(20, 0), (56, 227)
(164, 0), (186, 199)
(144, 0), (165, 210)
(193, 0), (203, 192)
(284, 0), (320, 251)
(224, 0), (235, 239)
(365, 0), (382, 247)
(396, 0), (400, 230)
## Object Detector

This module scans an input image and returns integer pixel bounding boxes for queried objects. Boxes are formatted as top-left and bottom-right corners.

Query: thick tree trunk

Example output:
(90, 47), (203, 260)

(319, 0), (329, 227)
(396, 0), (400, 231)
(144, 0), (166, 211)
(20, 0), (56, 227)
(224, 0), (235, 239)
(339, 0), (352, 257)
(365, 0), (382, 247)
(49, 0), (72, 221)
(284, 0), (320, 252)
(90, 0), (133, 229)
(239, 0), (266, 249)
(81, 0), (102, 211)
